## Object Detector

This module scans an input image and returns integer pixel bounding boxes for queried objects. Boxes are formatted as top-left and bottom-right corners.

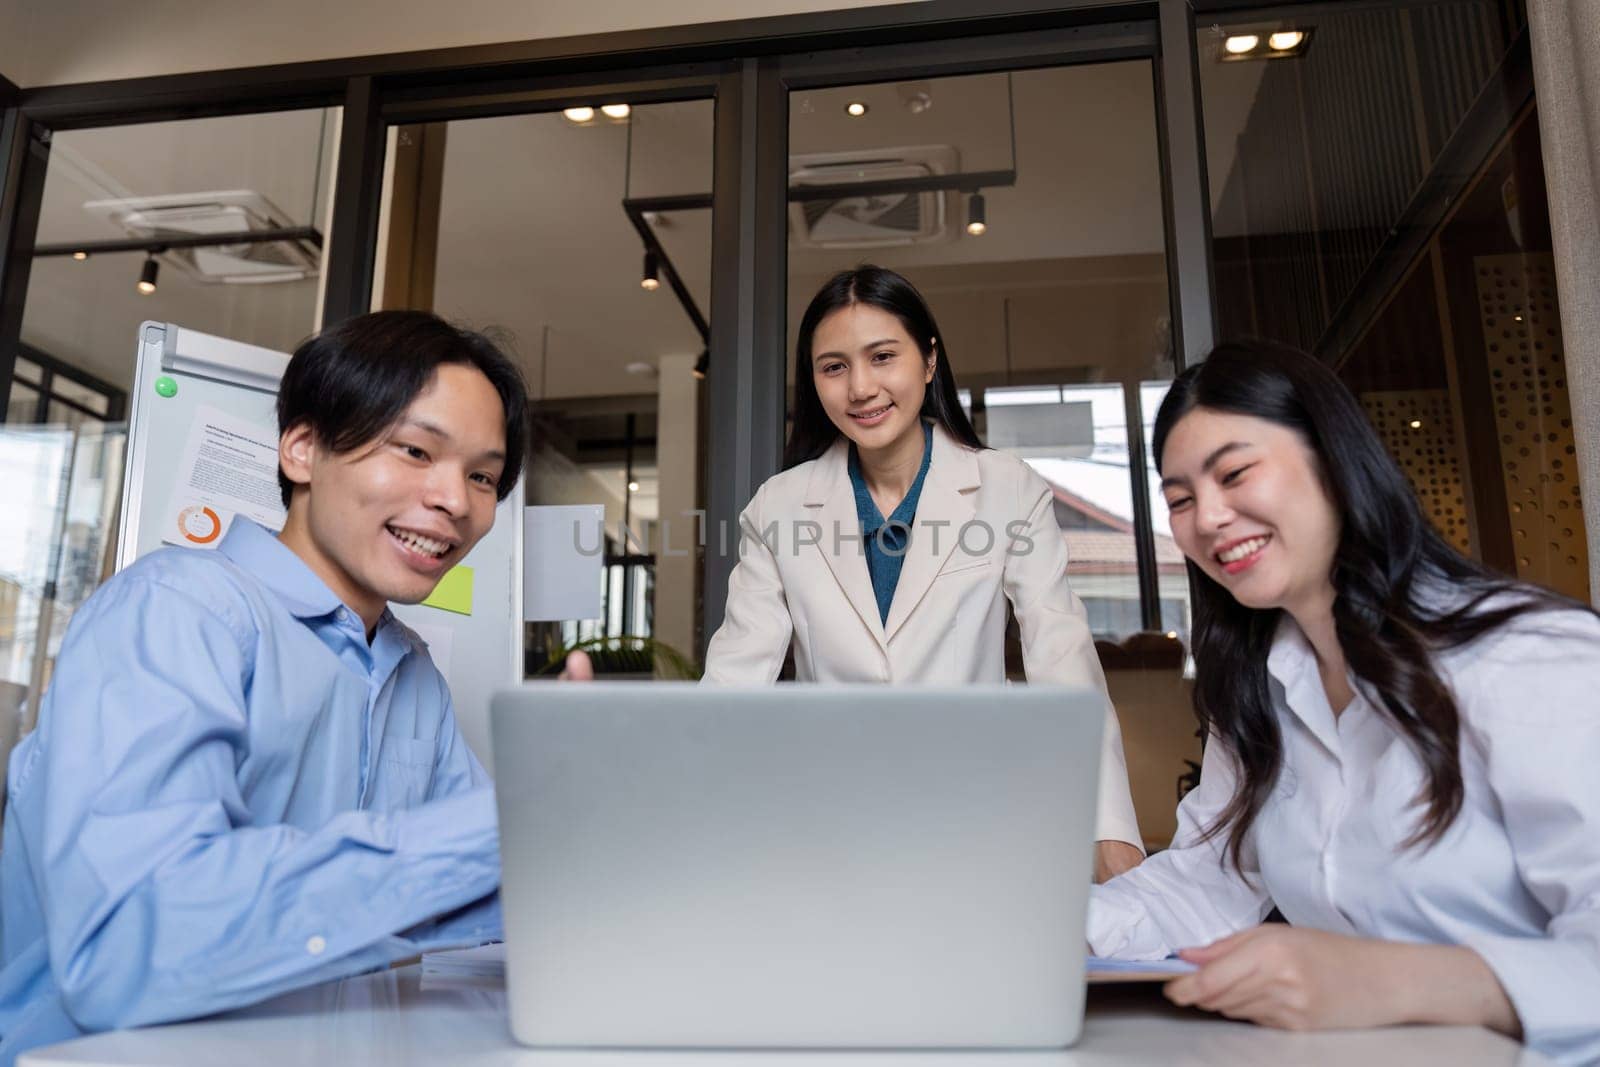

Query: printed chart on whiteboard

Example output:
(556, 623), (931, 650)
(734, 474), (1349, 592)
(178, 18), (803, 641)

(165, 404), (286, 548)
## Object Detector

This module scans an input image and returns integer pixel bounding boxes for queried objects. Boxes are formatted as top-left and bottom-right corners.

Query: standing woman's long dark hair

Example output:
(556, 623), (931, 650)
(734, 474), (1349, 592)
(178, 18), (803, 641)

(1152, 339), (1592, 873)
(784, 265), (983, 469)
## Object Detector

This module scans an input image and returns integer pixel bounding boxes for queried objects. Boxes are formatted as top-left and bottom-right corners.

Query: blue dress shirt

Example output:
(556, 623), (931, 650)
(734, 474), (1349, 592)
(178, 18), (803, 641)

(0, 519), (501, 1064)
(847, 420), (934, 625)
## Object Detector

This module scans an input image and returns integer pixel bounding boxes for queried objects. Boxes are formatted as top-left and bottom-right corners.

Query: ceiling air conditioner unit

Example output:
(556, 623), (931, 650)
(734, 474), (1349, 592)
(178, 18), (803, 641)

(83, 190), (320, 284)
(789, 145), (959, 249)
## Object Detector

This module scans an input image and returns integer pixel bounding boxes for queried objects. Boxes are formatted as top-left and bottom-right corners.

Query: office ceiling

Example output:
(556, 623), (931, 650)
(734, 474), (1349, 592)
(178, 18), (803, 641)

(20, 55), (1276, 404)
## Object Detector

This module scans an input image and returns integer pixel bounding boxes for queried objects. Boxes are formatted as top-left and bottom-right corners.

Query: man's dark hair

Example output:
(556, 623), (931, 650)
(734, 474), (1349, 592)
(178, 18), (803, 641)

(276, 310), (529, 507)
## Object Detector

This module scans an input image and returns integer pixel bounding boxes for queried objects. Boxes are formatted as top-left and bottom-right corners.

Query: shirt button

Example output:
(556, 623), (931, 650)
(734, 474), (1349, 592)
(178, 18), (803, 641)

(306, 935), (327, 956)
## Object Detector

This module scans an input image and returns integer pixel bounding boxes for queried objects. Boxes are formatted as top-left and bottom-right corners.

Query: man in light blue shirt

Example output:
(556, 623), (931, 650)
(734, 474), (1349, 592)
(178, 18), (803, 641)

(0, 311), (558, 1062)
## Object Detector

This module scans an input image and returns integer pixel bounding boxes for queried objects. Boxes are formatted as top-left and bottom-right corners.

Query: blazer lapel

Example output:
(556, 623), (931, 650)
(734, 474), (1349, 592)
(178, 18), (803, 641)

(884, 426), (980, 644)
(805, 439), (888, 649)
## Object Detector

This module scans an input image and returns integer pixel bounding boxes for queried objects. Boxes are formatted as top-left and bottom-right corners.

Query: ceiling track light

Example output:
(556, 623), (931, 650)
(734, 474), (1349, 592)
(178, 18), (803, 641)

(641, 249), (661, 291)
(1220, 27), (1311, 61)
(136, 252), (160, 295)
(965, 191), (987, 237)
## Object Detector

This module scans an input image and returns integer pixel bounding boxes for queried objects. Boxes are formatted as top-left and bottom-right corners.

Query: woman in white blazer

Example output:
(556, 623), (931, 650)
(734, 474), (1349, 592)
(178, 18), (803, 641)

(703, 265), (1144, 880)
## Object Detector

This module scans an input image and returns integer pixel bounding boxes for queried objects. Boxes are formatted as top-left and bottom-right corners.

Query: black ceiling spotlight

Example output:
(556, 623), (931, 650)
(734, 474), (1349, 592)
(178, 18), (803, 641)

(692, 350), (709, 380)
(966, 191), (987, 236)
(641, 249), (661, 291)
(136, 251), (161, 295)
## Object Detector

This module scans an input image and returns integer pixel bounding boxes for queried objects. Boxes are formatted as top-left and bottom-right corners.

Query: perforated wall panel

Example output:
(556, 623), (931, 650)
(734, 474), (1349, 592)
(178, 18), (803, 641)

(1477, 253), (1589, 599)
(1360, 389), (1472, 554)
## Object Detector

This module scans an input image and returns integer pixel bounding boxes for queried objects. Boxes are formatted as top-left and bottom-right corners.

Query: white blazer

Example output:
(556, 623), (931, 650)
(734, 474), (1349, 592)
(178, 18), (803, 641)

(703, 423), (1142, 848)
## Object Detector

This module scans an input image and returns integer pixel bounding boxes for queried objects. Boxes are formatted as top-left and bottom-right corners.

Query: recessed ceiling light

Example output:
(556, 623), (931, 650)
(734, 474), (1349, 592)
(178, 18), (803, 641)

(627, 481), (640, 493)
(1225, 34), (1260, 54)
(71, 251), (89, 261)
(1409, 419), (1423, 429)
(1268, 31), (1305, 51)
(600, 103), (631, 119)
(624, 361), (655, 376)
(563, 106), (596, 124)
(845, 101), (868, 117)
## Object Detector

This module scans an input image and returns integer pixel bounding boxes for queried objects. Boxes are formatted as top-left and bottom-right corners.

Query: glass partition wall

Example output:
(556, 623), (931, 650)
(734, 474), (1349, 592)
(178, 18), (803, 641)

(0, 107), (337, 776)
(375, 99), (714, 679)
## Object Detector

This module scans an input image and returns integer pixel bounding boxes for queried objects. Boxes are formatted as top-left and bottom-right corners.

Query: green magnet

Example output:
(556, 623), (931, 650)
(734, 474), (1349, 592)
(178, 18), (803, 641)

(154, 376), (178, 398)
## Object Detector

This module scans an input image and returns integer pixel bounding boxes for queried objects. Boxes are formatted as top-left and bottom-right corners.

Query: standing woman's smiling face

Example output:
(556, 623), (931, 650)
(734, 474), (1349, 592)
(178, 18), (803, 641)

(1158, 407), (1342, 617)
(810, 302), (936, 454)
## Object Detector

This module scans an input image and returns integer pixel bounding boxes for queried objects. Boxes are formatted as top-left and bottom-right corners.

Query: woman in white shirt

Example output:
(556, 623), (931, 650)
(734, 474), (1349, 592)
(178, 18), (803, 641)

(1089, 339), (1600, 1063)
(703, 265), (1143, 880)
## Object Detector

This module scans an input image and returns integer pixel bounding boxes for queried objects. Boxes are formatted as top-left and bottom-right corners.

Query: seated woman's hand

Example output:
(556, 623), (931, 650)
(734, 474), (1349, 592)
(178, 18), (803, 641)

(1163, 926), (1518, 1036)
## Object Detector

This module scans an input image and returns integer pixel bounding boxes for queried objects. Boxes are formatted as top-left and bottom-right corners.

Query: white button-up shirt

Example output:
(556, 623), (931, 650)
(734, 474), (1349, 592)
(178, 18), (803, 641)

(1087, 606), (1600, 1065)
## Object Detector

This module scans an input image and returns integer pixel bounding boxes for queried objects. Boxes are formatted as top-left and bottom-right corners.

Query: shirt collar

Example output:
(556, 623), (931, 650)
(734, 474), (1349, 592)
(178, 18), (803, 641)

(1266, 612), (1345, 756)
(847, 420), (934, 534)
(216, 518), (350, 620)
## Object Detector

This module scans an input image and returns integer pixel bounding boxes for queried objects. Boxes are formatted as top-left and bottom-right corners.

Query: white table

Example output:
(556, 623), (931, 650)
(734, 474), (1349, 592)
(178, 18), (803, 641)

(20, 966), (1551, 1067)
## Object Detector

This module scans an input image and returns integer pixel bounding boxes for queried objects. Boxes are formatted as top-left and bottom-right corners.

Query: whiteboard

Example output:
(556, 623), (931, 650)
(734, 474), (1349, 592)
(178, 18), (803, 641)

(116, 321), (522, 765)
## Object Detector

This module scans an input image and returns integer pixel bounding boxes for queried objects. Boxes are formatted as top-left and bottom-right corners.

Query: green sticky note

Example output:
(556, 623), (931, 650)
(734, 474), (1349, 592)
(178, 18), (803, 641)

(154, 376), (178, 398)
(422, 565), (474, 615)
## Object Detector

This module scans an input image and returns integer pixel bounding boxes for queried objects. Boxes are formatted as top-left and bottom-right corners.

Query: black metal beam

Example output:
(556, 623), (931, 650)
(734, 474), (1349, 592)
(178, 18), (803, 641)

(702, 58), (788, 652)
(1155, 0), (1217, 369)
(622, 166), (1020, 347)
(380, 67), (727, 126)
(1122, 382), (1163, 632)
(787, 170), (1018, 203)
(321, 77), (385, 328)
(1194, 0), (1473, 17)
(15, 0), (1150, 129)
(621, 200), (710, 343)
(0, 111), (49, 422)
(34, 226), (322, 258)
(777, 17), (1157, 87)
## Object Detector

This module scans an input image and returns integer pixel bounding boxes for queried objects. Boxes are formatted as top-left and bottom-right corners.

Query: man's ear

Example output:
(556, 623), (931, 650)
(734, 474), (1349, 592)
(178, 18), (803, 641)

(279, 422), (317, 494)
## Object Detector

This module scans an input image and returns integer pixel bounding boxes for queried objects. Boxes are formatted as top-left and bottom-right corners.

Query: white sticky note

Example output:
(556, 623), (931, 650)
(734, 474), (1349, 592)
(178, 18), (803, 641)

(523, 505), (604, 621)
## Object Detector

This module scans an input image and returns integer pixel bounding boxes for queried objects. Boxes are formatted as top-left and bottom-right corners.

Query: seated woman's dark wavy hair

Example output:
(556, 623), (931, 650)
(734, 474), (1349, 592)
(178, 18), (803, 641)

(784, 265), (983, 470)
(1152, 339), (1593, 873)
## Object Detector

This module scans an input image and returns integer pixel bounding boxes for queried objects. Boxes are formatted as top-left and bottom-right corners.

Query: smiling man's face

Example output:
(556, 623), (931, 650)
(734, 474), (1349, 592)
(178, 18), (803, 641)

(277, 362), (507, 630)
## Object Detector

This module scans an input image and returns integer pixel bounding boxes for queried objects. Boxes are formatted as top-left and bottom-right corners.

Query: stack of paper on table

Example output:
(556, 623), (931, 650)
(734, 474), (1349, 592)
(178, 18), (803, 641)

(1086, 956), (1197, 983)
(420, 942), (506, 979)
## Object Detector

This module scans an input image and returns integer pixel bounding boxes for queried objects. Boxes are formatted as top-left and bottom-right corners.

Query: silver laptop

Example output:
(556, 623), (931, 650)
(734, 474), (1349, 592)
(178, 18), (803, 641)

(489, 684), (1104, 1050)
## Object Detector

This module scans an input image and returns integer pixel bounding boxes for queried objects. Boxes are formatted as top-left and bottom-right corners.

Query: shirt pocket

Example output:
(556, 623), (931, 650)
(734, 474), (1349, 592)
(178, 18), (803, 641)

(378, 735), (439, 808)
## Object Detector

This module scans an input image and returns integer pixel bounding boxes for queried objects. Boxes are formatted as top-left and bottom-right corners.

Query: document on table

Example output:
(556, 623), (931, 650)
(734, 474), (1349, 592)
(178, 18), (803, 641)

(421, 941), (506, 979)
(1086, 956), (1197, 983)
